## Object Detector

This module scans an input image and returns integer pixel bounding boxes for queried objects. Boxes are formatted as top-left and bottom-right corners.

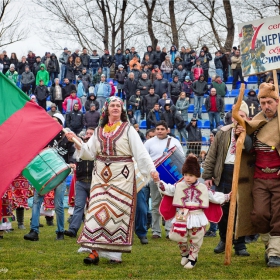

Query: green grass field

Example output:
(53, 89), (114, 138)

(0, 210), (279, 280)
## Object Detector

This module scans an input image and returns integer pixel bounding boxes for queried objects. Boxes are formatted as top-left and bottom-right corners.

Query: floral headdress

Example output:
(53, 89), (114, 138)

(98, 96), (125, 126)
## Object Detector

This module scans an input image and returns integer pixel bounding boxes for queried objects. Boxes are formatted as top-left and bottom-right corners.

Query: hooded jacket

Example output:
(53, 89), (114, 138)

(173, 66), (187, 82)
(34, 84), (49, 101)
(47, 54), (60, 73)
(168, 77), (182, 97)
(161, 105), (175, 128)
(191, 64), (204, 81)
(85, 93), (100, 111)
(35, 63), (49, 85)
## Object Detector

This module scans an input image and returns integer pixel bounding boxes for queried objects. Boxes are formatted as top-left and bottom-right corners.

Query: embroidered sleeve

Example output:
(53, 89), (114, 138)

(75, 131), (97, 161)
(158, 180), (175, 196)
(208, 190), (226, 204)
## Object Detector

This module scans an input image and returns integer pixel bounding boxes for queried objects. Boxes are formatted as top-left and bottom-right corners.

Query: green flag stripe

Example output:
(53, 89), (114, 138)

(0, 72), (30, 126)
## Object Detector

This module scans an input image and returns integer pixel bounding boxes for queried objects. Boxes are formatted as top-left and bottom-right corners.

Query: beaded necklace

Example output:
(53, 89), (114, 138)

(103, 120), (122, 134)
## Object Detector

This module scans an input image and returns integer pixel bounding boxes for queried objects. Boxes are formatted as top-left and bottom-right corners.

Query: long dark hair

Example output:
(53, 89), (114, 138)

(100, 108), (128, 127)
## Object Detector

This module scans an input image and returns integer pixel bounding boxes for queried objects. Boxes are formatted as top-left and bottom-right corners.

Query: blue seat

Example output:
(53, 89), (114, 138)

(248, 75), (258, 83)
(219, 120), (224, 125)
(47, 81), (52, 87)
(230, 89), (239, 97)
(169, 78), (173, 82)
(225, 104), (232, 112)
(140, 120), (146, 129)
(47, 96), (51, 101)
(197, 120), (203, 127)
(226, 76), (233, 83)
(202, 136), (208, 143)
(47, 107), (51, 111)
(208, 77), (212, 83)
(201, 120), (210, 129)
(188, 104), (194, 113)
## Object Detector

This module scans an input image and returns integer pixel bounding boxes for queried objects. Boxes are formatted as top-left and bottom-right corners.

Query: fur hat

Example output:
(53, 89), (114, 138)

(239, 100), (249, 116)
(182, 155), (200, 178)
(258, 83), (279, 100)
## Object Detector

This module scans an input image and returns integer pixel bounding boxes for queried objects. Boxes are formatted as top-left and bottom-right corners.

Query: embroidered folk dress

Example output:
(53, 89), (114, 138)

(76, 122), (155, 255)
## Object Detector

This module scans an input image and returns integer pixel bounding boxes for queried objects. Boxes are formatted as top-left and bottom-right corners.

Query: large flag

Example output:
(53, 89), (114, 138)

(0, 72), (62, 198)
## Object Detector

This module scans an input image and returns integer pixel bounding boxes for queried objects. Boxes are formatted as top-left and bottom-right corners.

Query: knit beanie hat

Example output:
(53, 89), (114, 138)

(53, 113), (65, 126)
(239, 100), (249, 116)
(258, 83), (279, 100)
(182, 154), (200, 177)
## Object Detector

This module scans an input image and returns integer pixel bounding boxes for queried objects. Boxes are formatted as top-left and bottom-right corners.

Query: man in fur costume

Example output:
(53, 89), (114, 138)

(245, 83), (280, 267)
(202, 101), (252, 256)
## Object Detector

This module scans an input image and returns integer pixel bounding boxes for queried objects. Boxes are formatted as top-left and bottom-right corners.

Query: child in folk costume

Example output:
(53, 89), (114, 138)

(158, 155), (230, 269)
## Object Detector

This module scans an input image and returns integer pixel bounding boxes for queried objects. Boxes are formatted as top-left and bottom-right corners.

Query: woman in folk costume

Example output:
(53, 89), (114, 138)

(66, 96), (158, 265)
(0, 185), (15, 239)
(158, 155), (230, 269)
(10, 174), (32, 229)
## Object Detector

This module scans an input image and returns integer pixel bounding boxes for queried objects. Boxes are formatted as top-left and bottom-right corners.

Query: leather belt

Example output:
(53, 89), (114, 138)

(80, 178), (92, 183)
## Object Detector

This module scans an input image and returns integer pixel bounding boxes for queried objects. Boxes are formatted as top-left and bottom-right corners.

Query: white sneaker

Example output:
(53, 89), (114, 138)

(77, 247), (91, 253)
(184, 259), (197, 269)
(181, 257), (189, 266)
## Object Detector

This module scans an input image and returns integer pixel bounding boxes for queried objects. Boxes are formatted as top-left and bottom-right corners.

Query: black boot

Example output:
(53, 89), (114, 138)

(214, 240), (225, 253)
(16, 207), (26, 229)
(45, 216), (54, 226)
(56, 232), (64, 240)
(24, 230), (39, 241)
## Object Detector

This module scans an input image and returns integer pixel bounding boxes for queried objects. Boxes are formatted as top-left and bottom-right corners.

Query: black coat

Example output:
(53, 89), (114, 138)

(83, 110), (100, 128)
(137, 78), (152, 96)
(123, 78), (138, 99)
(75, 159), (94, 181)
(168, 81), (182, 97)
(143, 93), (160, 112)
(63, 83), (77, 98)
(34, 85), (49, 101)
(148, 109), (163, 126)
(47, 57), (60, 73)
(66, 110), (84, 130)
(186, 123), (202, 142)
(128, 94), (144, 112)
(153, 78), (169, 98)
(161, 110), (175, 128)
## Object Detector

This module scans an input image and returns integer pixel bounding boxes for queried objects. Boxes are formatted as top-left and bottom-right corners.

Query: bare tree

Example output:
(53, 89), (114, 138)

(188, 0), (235, 52)
(0, 0), (27, 48)
(143, 0), (158, 49)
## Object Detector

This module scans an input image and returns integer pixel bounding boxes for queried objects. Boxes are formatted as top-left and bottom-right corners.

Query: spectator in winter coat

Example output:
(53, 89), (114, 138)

(127, 109), (137, 125)
(84, 93), (100, 112)
(66, 56), (75, 82)
(182, 76), (193, 98)
(63, 78), (76, 99)
(89, 50), (101, 76)
(129, 55), (141, 71)
(59, 47), (70, 79)
(141, 54), (153, 71)
(184, 50), (197, 76)
(123, 72), (137, 101)
(199, 48), (212, 83)
(62, 90), (82, 113)
(34, 80), (49, 110)
(93, 74), (111, 109)
(10, 52), (18, 71)
(36, 63), (49, 86)
(80, 47), (90, 69)
(21, 65), (35, 95)
(172, 104), (188, 144)
(158, 92), (173, 111)
(186, 118), (202, 157)
(141, 64), (152, 79)
(65, 103), (84, 134)
(147, 103), (162, 128)
(168, 45), (179, 64)
(47, 53), (60, 84)
(47, 103), (61, 117)
(114, 48), (125, 72)
(5, 64), (18, 84)
(92, 67), (102, 86)
(181, 47), (192, 66)
(173, 63), (187, 83)
(101, 49), (113, 79)
(168, 75), (182, 104)
(2, 50), (10, 74)
(76, 75), (85, 98)
(214, 51), (224, 81)
(176, 91), (189, 122)
(133, 124), (146, 142)
(160, 47), (167, 64)
(83, 103), (100, 129)
(137, 72), (152, 96)
(153, 46), (162, 67)
(210, 75), (227, 114)
(204, 88), (224, 131)
(143, 46), (155, 66)
(191, 59), (204, 81)
(27, 51), (36, 73)
(130, 63), (141, 82)
(50, 78), (66, 112)
(126, 47), (140, 68)
(33, 56), (42, 77)
(153, 73), (169, 98)
(161, 104), (176, 134)
(192, 74), (208, 119)
(231, 49), (244, 89)
(173, 56), (183, 70)
(245, 89), (259, 118)
(81, 67), (91, 93)
(128, 89), (144, 124)
(17, 56), (29, 80)
(114, 64), (128, 98)
(74, 57), (83, 76)
(150, 65), (162, 83)
(144, 88), (160, 129)
(160, 55), (173, 81)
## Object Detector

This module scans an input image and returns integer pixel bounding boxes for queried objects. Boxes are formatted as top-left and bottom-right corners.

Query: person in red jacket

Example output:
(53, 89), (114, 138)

(191, 59), (204, 81)
(62, 90), (82, 113)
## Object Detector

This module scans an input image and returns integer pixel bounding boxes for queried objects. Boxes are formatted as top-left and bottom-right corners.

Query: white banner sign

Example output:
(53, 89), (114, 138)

(238, 15), (280, 76)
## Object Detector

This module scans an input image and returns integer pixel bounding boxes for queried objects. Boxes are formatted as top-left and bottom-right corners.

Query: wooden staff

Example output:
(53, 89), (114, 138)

(62, 128), (82, 147)
(224, 83), (246, 265)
